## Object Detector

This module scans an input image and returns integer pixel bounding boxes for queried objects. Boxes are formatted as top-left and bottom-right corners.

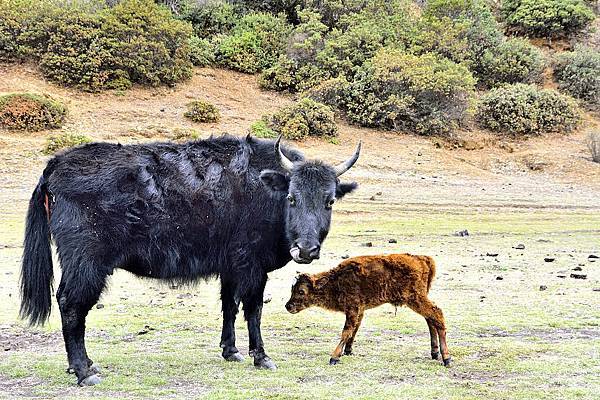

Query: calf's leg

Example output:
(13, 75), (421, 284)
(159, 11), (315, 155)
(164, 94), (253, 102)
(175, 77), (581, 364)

(343, 311), (364, 356)
(427, 319), (440, 360)
(330, 309), (361, 365)
(220, 279), (244, 362)
(408, 298), (451, 367)
(242, 274), (276, 370)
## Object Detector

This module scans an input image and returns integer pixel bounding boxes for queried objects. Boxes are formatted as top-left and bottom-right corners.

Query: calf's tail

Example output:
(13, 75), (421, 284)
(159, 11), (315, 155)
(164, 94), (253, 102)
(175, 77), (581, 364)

(425, 256), (436, 293)
(20, 176), (54, 326)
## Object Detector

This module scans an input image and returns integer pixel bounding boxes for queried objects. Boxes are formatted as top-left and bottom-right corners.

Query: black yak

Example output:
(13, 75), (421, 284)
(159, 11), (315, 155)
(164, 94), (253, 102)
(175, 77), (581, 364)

(20, 135), (360, 385)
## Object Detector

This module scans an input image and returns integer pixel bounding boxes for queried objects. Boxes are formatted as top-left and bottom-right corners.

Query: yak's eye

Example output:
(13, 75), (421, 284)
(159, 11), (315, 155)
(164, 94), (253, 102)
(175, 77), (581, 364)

(326, 198), (335, 208)
(287, 194), (296, 206)
(298, 289), (306, 295)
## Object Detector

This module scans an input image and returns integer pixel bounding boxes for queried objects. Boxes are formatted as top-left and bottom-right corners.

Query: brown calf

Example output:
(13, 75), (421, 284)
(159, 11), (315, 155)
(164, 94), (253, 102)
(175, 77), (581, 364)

(285, 254), (451, 366)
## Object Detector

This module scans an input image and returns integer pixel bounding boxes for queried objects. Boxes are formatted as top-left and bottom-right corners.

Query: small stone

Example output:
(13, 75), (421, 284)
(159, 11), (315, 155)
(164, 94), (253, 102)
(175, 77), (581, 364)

(496, 276), (503, 280)
(263, 293), (272, 304)
(539, 285), (547, 291)
(589, 254), (599, 259)
(570, 273), (587, 280)
(513, 244), (525, 250)
(573, 266), (582, 271)
(369, 196), (376, 201)
(364, 242), (373, 247)
(376, 192), (382, 196)
(544, 257), (555, 262)
(96, 304), (104, 310)
(454, 230), (469, 237)
(557, 275), (566, 278)
(486, 253), (499, 257)
(341, 254), (350, 259)
(388, 238), (397, 244)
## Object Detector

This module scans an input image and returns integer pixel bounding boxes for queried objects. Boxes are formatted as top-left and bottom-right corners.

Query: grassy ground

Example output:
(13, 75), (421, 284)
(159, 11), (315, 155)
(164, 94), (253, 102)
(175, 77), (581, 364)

(0, 65), (599, 399)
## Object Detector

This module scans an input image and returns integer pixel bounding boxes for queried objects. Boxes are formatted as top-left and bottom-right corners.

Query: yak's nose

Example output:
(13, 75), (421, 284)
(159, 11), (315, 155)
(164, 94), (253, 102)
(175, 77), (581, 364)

(298, 244), (320, 260)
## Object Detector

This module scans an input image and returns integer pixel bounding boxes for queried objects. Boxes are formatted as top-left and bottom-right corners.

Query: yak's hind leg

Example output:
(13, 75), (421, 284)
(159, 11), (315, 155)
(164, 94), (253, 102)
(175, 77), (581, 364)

(57, 264), (108, 386)
(220, 278), (244, 362)
(241, 273), (276, 370)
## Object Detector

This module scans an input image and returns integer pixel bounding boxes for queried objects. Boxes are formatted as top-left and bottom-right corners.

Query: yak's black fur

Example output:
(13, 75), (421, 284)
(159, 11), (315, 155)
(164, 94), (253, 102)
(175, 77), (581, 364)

(20, 134), (358, 384)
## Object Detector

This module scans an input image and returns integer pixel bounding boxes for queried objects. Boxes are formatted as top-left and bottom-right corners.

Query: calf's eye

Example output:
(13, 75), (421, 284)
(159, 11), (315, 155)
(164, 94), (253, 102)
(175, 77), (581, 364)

(298, 289), (306, 295)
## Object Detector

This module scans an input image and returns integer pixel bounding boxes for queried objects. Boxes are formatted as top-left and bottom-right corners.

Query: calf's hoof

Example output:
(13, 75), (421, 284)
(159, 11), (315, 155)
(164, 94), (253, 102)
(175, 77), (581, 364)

(224, 352), (245, 362)
(329, 358), (340, 365)
(343, 349), (353, 356)
(254, 356), (277, 370)
(78, 374), (101, 386)
(443, 357), (452, 368)
(431, 351), (440, 360)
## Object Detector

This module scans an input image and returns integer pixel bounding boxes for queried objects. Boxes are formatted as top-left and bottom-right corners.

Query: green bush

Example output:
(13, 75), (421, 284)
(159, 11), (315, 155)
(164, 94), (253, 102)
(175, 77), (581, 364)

(502, 0), (594, 38)
(265, 98), (338, 140)
(43, 132), (92, 155)
(302, 76), (351, 110)
(0, 93), (67, 131)
(3, 0), (193, 91)
(189, 36), (216, 67)
(216, 12), (291, 73)
(181, 1), (240, 38)
(554, 46), (600, 105)
(184, 100), (220, 123)
(344, 49), (476, 135)
(477, 83), (580, 135)
(249, 119), (277, 138)
(479, 38), (545, 87)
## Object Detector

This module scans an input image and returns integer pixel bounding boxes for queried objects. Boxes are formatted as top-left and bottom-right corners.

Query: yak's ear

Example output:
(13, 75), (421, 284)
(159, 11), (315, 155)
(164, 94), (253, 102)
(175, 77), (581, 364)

(336, 182), (358, 199)
(260, 170), (289, 192)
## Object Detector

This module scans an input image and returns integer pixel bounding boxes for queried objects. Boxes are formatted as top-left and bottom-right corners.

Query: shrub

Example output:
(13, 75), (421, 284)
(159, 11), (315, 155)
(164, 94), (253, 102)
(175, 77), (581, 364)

(344, 49), (476, 135)
(477, 84), (580, 135)
(479, 38), (545, 87)
(0, 93), (67, 131)
(43, 132), (91, 155)
(5, 0), (193, 91)
(189, 36), (216, 66)
(588, 132), (600, 163)
(302, 76), (351, 110)
(554, 46), (600, 105)
(502, 0), (595, 38)
(265, 98), (338, 140)
(216, 12), (291, 73)
(249, 119), (277, 138)
(184, 100), (220, 123)
(181, 1), (239, 38)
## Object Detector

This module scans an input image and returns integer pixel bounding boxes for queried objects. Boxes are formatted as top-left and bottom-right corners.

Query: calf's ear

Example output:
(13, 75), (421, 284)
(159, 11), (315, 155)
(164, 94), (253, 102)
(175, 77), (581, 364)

(260, 170), (290, 192)
(336, 182), (358, 199)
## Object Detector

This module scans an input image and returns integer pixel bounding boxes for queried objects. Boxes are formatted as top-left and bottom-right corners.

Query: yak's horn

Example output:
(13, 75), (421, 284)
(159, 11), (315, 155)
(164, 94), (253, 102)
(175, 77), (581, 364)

(334, 141), (361, 177)
(275, 135), (294, 172)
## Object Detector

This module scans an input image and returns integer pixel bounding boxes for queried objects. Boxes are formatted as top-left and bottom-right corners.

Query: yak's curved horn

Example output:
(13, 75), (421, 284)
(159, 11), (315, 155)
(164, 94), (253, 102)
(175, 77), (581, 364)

(334, 141), (361, 177)
(275, 135), (294, 172)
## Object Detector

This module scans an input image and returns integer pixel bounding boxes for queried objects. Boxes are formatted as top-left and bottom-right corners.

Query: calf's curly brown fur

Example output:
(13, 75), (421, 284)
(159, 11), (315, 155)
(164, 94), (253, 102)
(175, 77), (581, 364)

(285, 254), (451, 366)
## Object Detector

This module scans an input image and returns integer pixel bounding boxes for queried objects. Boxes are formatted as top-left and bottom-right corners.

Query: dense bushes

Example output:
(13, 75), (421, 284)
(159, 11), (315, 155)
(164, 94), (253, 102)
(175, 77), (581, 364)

(477, 84), (580, 135)
(502, 0), (595, 38)
(479, 38), (545, 87)
(43, 132), (91, 155)
(216, 12), (291, 73)
(0, 93), (66, 131)
(554, 46), (600, 106)
(181, 1), (239, 38)
(184, 100), (220, 123)
(344, 49), (476, 135)
(189, 36), (216, 67)
(1, 0), (193, 91)
(263, 98), (338, 139)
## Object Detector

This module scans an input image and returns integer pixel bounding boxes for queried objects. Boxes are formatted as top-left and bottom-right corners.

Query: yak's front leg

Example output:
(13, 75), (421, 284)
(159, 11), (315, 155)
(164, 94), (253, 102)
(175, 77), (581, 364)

(330, 309), (361, 365)
(243, 274), (276, 370)
(220, 278), (244, 362)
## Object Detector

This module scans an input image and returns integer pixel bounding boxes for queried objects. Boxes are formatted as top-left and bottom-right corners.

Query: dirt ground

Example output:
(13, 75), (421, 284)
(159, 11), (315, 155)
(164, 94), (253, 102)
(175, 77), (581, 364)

(0, 63), (599, 399)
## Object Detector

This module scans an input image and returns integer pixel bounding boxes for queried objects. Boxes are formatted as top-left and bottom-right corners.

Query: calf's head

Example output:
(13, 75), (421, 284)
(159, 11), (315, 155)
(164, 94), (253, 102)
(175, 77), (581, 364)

(260, 137), (360, 264)
(285, 273), (316, 313)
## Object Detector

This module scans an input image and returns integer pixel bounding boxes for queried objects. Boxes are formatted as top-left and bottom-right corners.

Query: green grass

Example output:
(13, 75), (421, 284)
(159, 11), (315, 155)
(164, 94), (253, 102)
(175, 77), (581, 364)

(0, 201), (598, 399)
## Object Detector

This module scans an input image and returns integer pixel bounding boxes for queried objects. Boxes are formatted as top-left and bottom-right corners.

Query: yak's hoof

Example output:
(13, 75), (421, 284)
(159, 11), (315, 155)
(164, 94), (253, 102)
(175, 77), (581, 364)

(443, 357), (453, 367)
(79, 374), (101, 386)
(329, 358), (340, 365)
(89, 364), (101, 374)
(431, 351), (440, 360)
(254, 356), (277, 370)
(225, 352), (245, 362)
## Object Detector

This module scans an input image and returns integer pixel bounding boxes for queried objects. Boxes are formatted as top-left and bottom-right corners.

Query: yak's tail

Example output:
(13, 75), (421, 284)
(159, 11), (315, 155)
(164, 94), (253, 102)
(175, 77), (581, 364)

(425, 256), (436, 293)
(20, 176), (53, 326)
